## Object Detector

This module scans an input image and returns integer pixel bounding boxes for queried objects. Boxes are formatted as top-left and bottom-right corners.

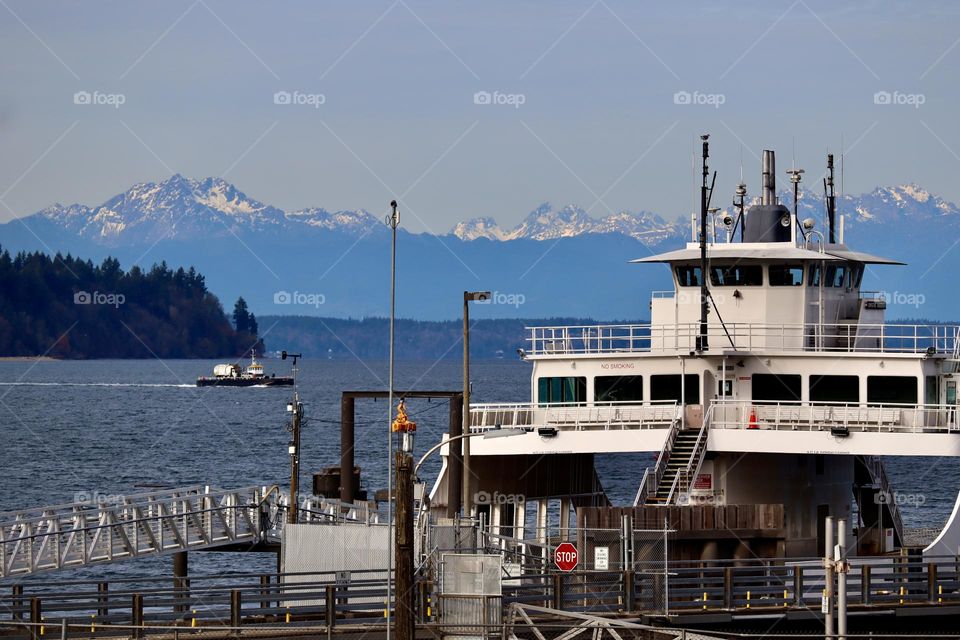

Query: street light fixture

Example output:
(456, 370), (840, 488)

(462, 290), (491, 516)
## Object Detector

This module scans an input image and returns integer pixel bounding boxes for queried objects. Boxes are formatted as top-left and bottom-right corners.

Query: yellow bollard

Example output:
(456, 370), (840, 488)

(191, 610), (197, 628)
(703, 591), (707, 610)
(285, 608), (291, 624)
(40, 617), (45, 636)
(900, 586), (904, 605)
(784, 589), (788, 607)
(746, 590), (751, 609)
(90, 614), (96, 633)
(940, 584), (944, 604)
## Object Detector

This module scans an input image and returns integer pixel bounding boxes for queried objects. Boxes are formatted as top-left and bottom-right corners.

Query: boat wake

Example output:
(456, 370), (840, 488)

(0, 382), (196, 388)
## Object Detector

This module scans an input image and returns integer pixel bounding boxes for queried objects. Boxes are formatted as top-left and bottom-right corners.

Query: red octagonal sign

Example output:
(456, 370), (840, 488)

(555, 542), (579, 572)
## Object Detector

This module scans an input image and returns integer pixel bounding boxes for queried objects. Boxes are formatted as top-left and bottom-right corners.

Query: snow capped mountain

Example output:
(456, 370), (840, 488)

(450, 203), (680, 244)
(15, 174), (960, 250)
(286, 207), (380, 235)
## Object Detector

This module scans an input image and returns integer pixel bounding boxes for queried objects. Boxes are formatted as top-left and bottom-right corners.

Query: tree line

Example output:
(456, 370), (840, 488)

(0, 248), (259, 358)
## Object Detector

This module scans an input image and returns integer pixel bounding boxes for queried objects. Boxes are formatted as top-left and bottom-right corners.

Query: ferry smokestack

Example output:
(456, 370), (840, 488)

(762, 150), (776, 205)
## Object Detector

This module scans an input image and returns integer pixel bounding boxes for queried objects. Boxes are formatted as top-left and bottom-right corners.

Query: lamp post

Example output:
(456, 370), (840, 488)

(386, 201), (400, 640)
(461, 291), (491, 517)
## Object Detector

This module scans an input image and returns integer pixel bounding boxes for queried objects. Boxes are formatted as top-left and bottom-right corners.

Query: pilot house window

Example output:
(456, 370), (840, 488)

(709, 264), (763, 286)
(769, 264), (803, 286)
(675, 266), (701, 287)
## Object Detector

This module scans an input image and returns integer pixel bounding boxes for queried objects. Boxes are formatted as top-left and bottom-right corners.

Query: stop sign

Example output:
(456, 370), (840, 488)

(555, 542), (579, 572)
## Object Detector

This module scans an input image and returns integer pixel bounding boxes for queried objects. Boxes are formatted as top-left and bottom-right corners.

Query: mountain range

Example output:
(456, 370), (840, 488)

(1, 174), (958, 320)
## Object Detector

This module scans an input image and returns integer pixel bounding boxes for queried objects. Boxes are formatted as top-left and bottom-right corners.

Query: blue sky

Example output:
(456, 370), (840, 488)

(1, 1), (958, 233)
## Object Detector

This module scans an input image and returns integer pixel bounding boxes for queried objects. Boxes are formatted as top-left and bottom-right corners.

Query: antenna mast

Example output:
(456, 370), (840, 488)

(697, 134), (710, 353)
(825, 154), (837, 243)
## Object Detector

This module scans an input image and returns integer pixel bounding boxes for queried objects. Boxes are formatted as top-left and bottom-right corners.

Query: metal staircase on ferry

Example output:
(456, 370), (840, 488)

(635, 408), (710, 505)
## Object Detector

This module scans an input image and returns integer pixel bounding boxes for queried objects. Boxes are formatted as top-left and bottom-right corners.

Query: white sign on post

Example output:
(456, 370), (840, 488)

(594, 546), (609, 571)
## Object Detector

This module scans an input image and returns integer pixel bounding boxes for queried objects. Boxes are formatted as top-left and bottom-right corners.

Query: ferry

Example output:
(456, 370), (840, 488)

(196, 354), (294, 387)
(428, 139), (960, 560)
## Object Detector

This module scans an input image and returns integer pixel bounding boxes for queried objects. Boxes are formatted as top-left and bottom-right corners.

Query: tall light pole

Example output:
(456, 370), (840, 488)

(386, 201), (400, 640)
(461, 290), (491, 517)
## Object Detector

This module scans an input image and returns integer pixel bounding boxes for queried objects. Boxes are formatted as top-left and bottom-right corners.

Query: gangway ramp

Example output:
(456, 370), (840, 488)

(0, 485), (268, 579)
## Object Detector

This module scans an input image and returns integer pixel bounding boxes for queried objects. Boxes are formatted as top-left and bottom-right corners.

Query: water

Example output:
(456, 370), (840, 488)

(0, 359), (957, 582)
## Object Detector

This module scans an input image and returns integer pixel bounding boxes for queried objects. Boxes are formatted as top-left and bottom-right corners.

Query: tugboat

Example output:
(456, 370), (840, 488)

(196, 354), (294, 387)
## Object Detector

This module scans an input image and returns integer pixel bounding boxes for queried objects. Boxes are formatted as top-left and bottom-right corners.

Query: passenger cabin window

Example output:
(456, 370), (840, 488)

(867, 376), (918, 405)
(650, 374), (699, 404)
(810, 375), (859, 403)
(752, 374), (802, 403)
(595, 376), (643, 404)
(709, 264), (762, 286)
(675, 266), (701, 287)
(769, 264), (803, 286)
(537, 376), (586, 405)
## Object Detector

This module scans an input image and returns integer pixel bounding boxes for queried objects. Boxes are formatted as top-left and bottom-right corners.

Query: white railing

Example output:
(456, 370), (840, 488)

(526, 322), (960, 356)
(469, 401), (680, 432)
(666, 417), (710, 505)
(710, 399), (960, 433)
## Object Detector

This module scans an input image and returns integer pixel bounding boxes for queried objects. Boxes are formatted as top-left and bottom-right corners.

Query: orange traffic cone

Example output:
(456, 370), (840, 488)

(747, 408), (759, 429)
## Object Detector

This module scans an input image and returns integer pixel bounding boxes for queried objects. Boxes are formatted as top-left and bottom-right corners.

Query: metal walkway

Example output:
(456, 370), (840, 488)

(0, 484), (383, 579)
(0, 485), (268, 579)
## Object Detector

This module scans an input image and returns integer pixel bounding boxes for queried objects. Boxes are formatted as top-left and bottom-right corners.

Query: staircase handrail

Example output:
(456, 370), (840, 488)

(634, 409), (683, 505)
(666, 405), (712, 504)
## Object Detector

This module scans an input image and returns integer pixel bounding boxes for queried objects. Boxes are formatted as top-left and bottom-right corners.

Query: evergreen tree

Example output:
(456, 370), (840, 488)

(232, 297), (251, 333)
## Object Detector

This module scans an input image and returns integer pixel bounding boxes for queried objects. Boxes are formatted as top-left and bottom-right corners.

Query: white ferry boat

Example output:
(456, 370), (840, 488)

(429, 140), (960, 559)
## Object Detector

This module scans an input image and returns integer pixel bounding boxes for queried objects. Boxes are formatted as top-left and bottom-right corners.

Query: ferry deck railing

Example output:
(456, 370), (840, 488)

(468, 401), (681, 433)
(710, 399), (960, 433)
(527, 322), (960, 356)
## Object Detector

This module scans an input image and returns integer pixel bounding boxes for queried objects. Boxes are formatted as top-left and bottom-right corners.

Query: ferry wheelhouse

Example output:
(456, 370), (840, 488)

(429, 144), (960, 559)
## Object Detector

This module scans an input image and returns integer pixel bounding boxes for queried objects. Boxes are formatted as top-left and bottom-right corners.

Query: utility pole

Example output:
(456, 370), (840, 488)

(824, 515), (834, 638)
(461, 291), (491, 516)
(283, 352), (302, 525)
(286, 394), (302, 524)
(837, 518), (848, 640)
